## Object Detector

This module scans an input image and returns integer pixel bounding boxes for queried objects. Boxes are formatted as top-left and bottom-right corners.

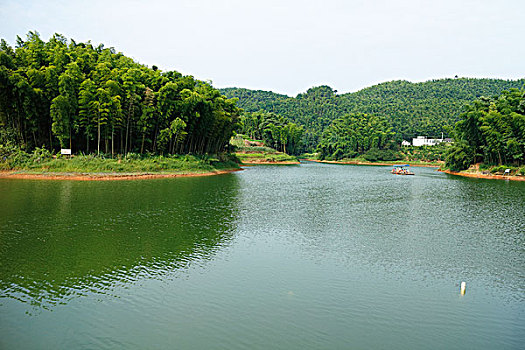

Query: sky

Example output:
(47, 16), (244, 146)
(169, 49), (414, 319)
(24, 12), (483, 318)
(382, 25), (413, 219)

(1, 0), (524, 96)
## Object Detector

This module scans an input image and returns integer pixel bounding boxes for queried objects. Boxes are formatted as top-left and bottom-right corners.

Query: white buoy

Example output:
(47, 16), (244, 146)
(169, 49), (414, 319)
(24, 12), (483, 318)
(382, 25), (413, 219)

(460, 281), (466, 295)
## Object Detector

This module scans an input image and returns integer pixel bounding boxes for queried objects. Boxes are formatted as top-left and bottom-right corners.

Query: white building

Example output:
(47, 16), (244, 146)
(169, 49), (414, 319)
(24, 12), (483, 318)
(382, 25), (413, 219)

(412, 136), (442, 147)
(401, 140), (411, 146)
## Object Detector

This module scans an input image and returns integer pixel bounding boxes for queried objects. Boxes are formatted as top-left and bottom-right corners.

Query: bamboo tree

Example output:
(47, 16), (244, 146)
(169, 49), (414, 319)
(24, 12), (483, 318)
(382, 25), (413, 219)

(1, 32), (241, 156)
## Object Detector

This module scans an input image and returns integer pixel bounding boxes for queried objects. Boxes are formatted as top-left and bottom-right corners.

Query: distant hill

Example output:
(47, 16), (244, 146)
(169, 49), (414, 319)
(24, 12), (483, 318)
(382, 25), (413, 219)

(221, 78), (525, 143)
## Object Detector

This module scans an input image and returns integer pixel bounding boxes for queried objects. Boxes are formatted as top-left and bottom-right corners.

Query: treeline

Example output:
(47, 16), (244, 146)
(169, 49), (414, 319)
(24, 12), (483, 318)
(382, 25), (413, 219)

(446, 89), (525, 170)
(221, 79), (525, 150)
(0, 32), (241, 156)
(317, 113), (399, 161)
(221, 86), (337, 150)
(239, 111), (304, 155)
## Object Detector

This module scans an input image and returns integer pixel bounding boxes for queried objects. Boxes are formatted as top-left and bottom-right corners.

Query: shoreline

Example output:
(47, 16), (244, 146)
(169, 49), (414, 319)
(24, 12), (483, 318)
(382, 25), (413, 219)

(241, 161), (300, 165)
(305, 159), (441, 168)
(5, 164), (523, 182)
(440, 169), (525, 181)
(0, 168), (243, 181)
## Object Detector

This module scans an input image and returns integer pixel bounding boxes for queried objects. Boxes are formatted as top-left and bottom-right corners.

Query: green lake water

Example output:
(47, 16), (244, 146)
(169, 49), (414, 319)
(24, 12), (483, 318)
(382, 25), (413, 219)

(1, 162), (524, 349)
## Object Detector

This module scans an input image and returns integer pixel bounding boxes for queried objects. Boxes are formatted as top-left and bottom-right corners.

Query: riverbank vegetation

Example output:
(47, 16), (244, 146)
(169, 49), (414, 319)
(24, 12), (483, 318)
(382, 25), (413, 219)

(445, 88), (525, 171)
(237, 111), (304, 155)
(0, 32), (240, 157)
(308, 134), (448, 166)
(230, 134), (298, 164)
(0, 142), (239, 174)
(316, 113), (400, 161)
(465, 164), (525, 176)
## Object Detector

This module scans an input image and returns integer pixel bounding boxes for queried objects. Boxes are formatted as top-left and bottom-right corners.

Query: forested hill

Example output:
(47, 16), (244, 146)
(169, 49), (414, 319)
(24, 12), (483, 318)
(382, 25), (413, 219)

(1, 32), (240, 155)
(221, 78), (525, 140)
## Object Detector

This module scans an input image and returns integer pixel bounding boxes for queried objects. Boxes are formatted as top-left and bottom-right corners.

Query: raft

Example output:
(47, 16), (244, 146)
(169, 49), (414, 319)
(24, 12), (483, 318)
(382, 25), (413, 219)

(391, 164), (415, 175)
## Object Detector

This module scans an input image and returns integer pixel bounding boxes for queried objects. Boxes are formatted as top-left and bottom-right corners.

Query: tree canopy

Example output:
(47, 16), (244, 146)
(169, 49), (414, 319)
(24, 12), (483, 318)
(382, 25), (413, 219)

(317, 113), (399, 161)
(0, 32), (241, 155)
(222, 79), (525, 151)
(238, 111), (304, 155)
(446, 89), (525, 170)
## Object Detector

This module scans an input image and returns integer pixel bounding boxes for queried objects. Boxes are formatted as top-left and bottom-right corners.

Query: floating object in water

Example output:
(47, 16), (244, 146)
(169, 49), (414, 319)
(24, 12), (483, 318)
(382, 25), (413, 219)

(391, 164), (415, 175)
(460, 281), (466, 295)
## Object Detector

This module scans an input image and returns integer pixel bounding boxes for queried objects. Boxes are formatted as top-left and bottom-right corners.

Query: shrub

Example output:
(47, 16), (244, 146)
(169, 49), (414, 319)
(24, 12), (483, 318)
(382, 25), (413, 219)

(0, 142), (30, 169)
(29, 147), (53, 163)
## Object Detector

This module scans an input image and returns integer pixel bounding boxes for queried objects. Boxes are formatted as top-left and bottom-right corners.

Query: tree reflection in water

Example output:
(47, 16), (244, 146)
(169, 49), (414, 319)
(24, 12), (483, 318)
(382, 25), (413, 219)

(0, 175), (240, 310)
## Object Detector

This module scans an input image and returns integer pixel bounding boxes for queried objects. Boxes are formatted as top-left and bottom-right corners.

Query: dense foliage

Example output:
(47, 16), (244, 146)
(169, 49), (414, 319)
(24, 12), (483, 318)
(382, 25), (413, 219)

(446, 89), (525, 171)
(0, 32), (241, 156)
(317, 113), (399, 161)
(238, 111), (304, 155)
(221, 79), (525, 151)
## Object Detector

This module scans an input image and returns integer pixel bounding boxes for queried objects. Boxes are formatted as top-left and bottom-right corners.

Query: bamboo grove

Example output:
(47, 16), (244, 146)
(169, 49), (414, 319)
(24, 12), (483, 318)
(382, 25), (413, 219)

(238, 111), (304, 155)
(446, 89), (525, 170)
(317, 113), (399, 161)
(0, 32), (241, 156)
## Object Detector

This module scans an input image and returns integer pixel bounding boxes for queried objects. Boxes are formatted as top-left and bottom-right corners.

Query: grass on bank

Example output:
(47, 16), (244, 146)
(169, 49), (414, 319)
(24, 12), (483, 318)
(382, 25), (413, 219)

(1, 144), (240, 174)
(235, 151), (298, 163)
(452, 164), (525, 176)
(230, 134), (264, 145)
(230, 135), (298, 164)
(484, 165), (525, 175)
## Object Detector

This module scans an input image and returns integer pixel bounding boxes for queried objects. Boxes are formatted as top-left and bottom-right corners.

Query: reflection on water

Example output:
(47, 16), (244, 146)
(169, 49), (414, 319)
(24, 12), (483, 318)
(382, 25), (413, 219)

(1, 164), (524, 349)
(0, 176), (240, 309)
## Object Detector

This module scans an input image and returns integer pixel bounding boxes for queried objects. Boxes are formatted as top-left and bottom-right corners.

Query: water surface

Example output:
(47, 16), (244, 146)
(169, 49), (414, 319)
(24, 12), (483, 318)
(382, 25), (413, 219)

(1, 163), (524, 349)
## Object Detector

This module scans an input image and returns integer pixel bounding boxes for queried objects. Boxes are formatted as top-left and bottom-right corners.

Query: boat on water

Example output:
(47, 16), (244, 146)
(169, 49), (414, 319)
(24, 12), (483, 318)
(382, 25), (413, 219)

(391, 164), (414, 175)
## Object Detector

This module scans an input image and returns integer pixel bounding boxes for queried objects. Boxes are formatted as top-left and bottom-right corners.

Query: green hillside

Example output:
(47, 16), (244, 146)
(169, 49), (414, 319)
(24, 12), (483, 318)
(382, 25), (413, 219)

(221, 78), (525, 149)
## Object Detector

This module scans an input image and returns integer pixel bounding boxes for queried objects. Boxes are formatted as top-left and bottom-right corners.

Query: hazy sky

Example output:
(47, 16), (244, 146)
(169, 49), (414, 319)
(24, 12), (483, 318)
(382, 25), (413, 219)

(1, 0), (524, 96)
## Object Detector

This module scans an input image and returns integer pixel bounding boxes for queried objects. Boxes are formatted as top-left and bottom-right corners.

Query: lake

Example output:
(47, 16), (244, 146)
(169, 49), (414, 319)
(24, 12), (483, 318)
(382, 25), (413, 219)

(1, 162), (524, 349)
